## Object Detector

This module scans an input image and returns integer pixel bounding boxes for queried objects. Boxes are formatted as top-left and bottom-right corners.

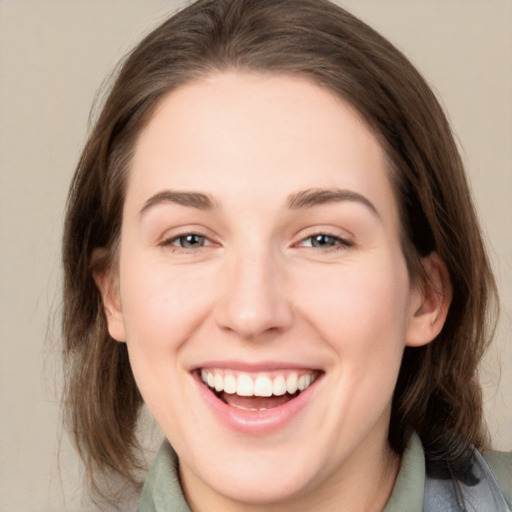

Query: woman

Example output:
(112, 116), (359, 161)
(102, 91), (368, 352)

(62, 0), (511, 510)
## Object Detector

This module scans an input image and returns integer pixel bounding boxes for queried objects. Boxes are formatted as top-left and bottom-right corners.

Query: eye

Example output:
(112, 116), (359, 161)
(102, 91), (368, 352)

(303, 234), (339, 248)
(296, 232), (353, 252)
(164, 233), (211, 249)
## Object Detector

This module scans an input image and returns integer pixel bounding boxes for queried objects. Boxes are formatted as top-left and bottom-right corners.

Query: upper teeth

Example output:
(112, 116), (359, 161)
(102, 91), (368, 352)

(200, 369), (316, 397)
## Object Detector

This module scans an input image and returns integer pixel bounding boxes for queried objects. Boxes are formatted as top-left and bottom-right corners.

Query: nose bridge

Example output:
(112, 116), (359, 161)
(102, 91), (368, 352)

(216, 241), (292, 339)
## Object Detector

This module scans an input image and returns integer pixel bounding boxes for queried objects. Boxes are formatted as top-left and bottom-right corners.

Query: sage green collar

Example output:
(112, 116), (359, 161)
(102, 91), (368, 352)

(137, 441), (190, 512)
(137, 433), (426, 512)
(384, 432), (425, 512)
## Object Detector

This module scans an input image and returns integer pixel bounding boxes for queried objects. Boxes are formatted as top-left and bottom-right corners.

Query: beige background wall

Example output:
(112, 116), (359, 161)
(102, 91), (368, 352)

(0, 1), (510, 510)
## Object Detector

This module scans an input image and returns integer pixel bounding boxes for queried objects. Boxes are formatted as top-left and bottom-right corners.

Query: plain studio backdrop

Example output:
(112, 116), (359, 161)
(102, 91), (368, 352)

(0, 1), (510, 511)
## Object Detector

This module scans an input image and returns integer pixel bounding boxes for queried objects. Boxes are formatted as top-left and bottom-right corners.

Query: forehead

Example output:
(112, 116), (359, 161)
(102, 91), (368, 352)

(127, 72), (399, 226)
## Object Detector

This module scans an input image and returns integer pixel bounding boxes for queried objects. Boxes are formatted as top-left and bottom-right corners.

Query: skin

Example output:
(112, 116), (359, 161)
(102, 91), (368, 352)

(97, 73), (451, 511)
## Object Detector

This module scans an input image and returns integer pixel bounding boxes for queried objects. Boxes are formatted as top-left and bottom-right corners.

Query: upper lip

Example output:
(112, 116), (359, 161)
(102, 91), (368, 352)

(191, 360), (322, 372)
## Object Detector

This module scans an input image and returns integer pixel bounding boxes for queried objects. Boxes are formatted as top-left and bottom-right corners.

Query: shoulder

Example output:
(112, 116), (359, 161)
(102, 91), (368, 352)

(484, 449), (512, 509)
(422, 441), (511, 512)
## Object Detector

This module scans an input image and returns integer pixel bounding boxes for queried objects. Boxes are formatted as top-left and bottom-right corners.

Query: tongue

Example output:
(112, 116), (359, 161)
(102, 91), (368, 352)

(220, 392), (297, 410)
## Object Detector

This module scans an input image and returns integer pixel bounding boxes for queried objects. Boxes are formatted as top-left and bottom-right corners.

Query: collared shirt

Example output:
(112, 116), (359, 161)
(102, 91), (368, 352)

(136, 433), (512, 511)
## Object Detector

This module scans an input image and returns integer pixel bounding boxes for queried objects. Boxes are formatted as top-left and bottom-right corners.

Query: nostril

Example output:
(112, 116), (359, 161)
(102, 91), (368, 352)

(215, 292), (294, 339)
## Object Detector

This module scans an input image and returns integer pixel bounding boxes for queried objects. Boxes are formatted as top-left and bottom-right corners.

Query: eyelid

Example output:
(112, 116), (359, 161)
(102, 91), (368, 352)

(158, 225), (220, 248)
(165, 234), (212, 248)
(298, 234), (350, 246)
(156, 225), (354, 252)
(291, 227), (355, 256)
(293, 226), (354, 245)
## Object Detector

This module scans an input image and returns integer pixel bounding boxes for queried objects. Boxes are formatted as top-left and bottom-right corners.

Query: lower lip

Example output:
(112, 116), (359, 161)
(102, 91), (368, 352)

(193, 373), (321, 435)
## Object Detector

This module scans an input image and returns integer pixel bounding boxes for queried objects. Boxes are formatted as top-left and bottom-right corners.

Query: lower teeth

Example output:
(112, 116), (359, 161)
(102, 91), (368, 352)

(230, 404), (270, 411)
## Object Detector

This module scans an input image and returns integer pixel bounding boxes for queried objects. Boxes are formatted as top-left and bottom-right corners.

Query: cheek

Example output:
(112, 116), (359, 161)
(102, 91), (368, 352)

(120, 255), (213, 339)
(293, 255), (411, 435)
(294, 254), (411, 367)
(117, 252), (217, 394)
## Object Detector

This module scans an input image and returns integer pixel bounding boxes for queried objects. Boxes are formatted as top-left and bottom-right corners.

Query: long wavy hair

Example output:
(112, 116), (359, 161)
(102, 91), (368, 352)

(62, 0), (498, 503)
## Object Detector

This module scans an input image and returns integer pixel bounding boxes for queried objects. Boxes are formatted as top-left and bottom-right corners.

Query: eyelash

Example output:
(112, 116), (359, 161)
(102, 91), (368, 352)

(296, 232), (353, 253)
(161, 231), (353, 254)
(161, 233), (212, 251)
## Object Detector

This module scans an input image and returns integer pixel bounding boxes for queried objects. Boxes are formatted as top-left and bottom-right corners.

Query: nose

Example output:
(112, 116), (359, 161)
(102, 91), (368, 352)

(214, 247), (294, 340)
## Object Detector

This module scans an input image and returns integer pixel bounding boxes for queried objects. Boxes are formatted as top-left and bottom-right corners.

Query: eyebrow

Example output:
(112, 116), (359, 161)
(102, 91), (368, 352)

(139, 190), (216, 216)
(287, 188), (380, 217)
(139, 187), (379, 218)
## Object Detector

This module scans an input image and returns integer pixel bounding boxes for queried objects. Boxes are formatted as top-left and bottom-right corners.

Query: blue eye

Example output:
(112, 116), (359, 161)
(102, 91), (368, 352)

(169, 234), (207, 249)
(300, 234), (347, 248)
(301, 233), (345, 249)
(309, 234), (340, 248)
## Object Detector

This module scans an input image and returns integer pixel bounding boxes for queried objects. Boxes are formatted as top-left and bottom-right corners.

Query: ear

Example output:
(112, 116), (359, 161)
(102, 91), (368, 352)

(406, 252), (452, 347)
(92, 248), (127, 342)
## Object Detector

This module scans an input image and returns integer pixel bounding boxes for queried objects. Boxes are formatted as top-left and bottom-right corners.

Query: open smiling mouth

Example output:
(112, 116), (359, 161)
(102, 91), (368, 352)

(199, 369), (321, 411)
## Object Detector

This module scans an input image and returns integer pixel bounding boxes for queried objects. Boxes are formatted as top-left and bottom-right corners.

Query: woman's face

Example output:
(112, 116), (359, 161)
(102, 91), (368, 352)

(102, 73), (435, 508)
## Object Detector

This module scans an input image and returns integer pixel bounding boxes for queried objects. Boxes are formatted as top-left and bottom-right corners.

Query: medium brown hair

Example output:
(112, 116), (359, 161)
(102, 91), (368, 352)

(62, 0), (497, 501)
